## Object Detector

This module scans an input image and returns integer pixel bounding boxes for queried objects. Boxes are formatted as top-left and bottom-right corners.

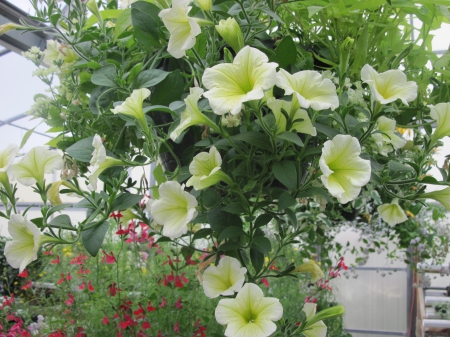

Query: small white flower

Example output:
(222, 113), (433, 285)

(186, 146), (233, 190)
(319, 135), (371, 204)
(4, 214), (60, 272)
(150, 181), (198, 238)
(203, 46), (278, 115)
(215, 283), (283, 337)
(159, 0), (201, 58)
(202, 256), (247, 298)
(276, 69), (339, 111)
(377, 199), (408, 226)
(8, 146), (64, 186)
(361, 64), (417, 105)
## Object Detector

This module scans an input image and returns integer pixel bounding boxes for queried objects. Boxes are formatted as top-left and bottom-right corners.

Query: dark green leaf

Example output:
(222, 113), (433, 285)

(131, 2), (162, 48)
(272, 161), (297, 191)
(252, 236), (271, 253)
(111, 193), (142, 211)
(151, 70), (185, 106)
(31, 218), (43, 229)
(278, 192), (297, 210)
(277, 132), (304, 147)
(232, 131), (272, 151)
(314, 123), (341, 138)
(193, 228), (211, 240)
(222, 202), (246, 214)
(218, 227), (247, 242)
(65, 137), (94, 162)
(254, 214), (273, 228)
(270, 36), (296, 69)
(208, 207), (242, 235)
(250, 248), (264, 274)
(114, 8), (132, 42)
(296, 187), (333, 203)
(135, 69), (170, 88)
(91, 64), (117, 87)
(218, 241), (242, 251)
(49, 214), (75, 230)
(82, 221), (110, 257)
(47, 203), (73, 217)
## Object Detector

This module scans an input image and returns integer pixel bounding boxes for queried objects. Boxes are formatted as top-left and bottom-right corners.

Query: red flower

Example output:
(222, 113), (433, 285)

(142, 321), (151, 329)
(51, 255), (61, 265)
(75, 327), (86, 337)
(261, 278), (269, 288)
(174, 322), (180, 333)
(109, 211), (123, 221)
(101, 251), (116, 264)
(65, 294), (75, 306)
(175, 297), (183, 309)
(70, 254), (88, 265)
(159, 297), (167, 308)
(66, 272), (73, 281)
(304, 296), (318, 303)
(88, 280), (95, 292)
(0, 294), (14, 309)
(21, 280), (32, 290)
(157, 331), (163, 337)
(78, 282), (86, 291)
(269, 262), (279, 271)
(57, 273), (66, 285)
(134, 303), (145, 319)
(107, 282), (122, 296)
(48, 330), (66, 337)
(18, 269), (28, 278)
(186, 255), (197, 265)
(147, 301), (156, 312)
(43, 250), (53, 255)
(193, 326), (207, 337)
(77, 267), (90, 275)
(116, 224), (129, 236)
(101, 316), (110, 325)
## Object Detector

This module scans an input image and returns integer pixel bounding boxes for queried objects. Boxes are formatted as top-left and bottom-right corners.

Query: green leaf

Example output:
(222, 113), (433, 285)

(254, 213), (273, 228)
(285, 208), (297, 227)
(272, 161), (297, 191)
(65, 137), (94, 162)
(222, 202), (246, 214)
(218, 226), (247, 242)
(151, 70), (185, 106)
(20, 126), (36, 149)
(193, 228), (211, 240)
(131, 2), (162, 48)
(110, 193), (142, 211)
(252, 236), (271, 253)
(82, 221), (110, 257)
(49, 214), (75, 230)
(83, 9), (122, 29)
(208, 206), (242, 235)
(47, 203), (73, 217)
(277, 132), (304, 147)
(218, 241), (242, 251)
(114, 8), (132, 42)
(296, 187), (333, 203)
(250, 248), (264, 274)
(278, 192), (297, 210)
(314, 123), (341, 138)
(91, 64), (118, 87)
(135, 69), (171, 88)
(153, 163), (167, 184)
(232, 131), (272, 151)
(270, 36), (296, 69)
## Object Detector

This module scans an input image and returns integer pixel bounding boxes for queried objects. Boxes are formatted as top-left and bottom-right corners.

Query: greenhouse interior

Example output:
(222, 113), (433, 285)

(1, 0), (450, 336)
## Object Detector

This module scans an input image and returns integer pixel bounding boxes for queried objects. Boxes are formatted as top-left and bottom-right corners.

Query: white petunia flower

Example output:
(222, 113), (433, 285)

(170, 87), (217, 141)
(90, 134), (106, 166)
(292, 260), (324, 282)
(361, 64), (417, 105)
(428, 103), (450, 146)
(203, 46), (278, 115)
(215, 283), (283, 337)
(149, 181), (198, 238)
(276, 69), (339, 111)
(5, 214), (61, 272)
(319, 135), (371, 204)
(186, 146), (233, 190)
(301, 303), (327, 337)
(0, 144), (19, 189)
(202, 256), (247, 298)
(372, 116), (406, 153)
(377, 199), (408, 226)
(111, 88), (151, 136)
(159, 0), (202, 58)
(8, 146), (64, 187)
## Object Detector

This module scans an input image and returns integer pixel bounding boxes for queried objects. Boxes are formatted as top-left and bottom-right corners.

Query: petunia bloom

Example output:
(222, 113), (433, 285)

(0, 143), (19, 189)
(88, 157), (126, 191)
(377, 199), (408, 226)
(8, 146), (64, 186)
(5, 214), (61, 272)
(186, 146), (233, 190)
(215, 18), (244, 53)
(418, 187), (450, 211)
(361, 64), (417, 105)
(301, 303), (327, 337)
(203, 46), (278, 115)
(170, 87), (217, 141)
(292, 259), (324, 282)
(276, 69), (339, 111)
(149, 181), (198, 238)
(159, 0), (202, 58)
(215, 283), (283, 337)
(319, 135), (371, 204)
(90, 134), (106, 166)
(372, 116), (406, 155)
(202, 256), (247, 298)
(428, 103), (450, 146)
(267, 98), (317, 136)
(111, 89), (151, 136)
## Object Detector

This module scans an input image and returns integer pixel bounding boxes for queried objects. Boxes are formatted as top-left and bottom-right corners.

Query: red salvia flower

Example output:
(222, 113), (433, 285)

(159, 297), (166, 308)
(142, 321), (151, 329)
(101, 316), (109, 325)
(101, 250), (116, 264)
(65, 294), (75, 306)
(174, 322), (180, 333)
(87, 280), (95, 292)
(51, 255), (61, 265)
(175, 297), (183, 309)
(17, 269), (28, 278)
(147, 301), (156, 312)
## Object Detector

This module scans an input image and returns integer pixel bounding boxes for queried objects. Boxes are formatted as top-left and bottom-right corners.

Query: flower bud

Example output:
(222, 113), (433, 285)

(215, 18), (244, 53)
(195, 0), (212, 11)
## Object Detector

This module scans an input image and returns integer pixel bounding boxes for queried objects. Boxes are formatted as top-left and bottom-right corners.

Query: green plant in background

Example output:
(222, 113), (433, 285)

(0, 0), (450, 335)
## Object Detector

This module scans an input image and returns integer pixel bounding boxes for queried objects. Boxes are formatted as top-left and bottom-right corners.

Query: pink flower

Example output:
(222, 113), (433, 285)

(261, 278), (269, 287)
(88, 281), (95, 292)
(107, 282), (122, 296)
(175, 297), (183, 309)
(66, 272), (72, 281)
(147, 301), (156, 312)
(186, 255), (197, 265)
(78, 282), (86, 291)
(51, 255), (61, 264)
(65, 294), (75, 306)
(142, 321), (151, 329)
(109, 211), (123, 221)
(159, 297), (167, 308)
(174, 322), (180, 333)
(141, 252), (149, 261)
(57, 273), (66, 285)
(70, 254), (88, 265)
(101, 316), (109, 325)
(116, 224), (129, 236)
(304, 296), (317, 303)
(101, 250), (116, 264)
